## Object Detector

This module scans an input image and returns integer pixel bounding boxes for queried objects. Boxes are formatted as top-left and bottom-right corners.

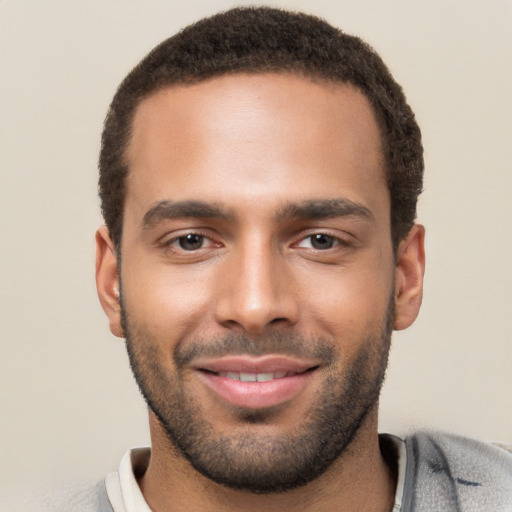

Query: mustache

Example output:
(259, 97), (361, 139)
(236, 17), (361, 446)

(174, 332), (334, 368)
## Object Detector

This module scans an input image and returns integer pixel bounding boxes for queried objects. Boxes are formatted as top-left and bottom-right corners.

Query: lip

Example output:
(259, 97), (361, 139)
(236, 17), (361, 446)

(194, 355), (320, 409)
(193, 354), (320, 373)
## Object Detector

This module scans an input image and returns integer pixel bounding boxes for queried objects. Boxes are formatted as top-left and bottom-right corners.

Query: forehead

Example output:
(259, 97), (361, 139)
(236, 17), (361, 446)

(124, 73), (387, 224)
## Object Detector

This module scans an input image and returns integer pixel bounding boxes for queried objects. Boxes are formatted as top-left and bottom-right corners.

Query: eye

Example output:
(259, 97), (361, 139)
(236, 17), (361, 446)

(298, 233), (339, 250)
(175, 233), (207, 251)
(160, 230), (222, 260)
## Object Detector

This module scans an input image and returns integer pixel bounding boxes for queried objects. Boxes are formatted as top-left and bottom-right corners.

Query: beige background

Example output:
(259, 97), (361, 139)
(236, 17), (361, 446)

(1, 0), (511, 508)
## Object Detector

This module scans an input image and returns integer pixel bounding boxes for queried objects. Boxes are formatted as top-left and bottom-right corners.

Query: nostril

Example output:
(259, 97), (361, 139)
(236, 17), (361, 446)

(270, 317), (287, 324)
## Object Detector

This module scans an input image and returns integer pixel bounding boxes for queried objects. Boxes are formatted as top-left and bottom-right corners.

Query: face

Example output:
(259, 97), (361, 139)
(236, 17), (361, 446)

(96, 73), (424, 492)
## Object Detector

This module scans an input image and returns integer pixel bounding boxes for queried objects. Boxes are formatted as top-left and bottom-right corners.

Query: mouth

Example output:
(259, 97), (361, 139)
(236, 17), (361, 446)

(212, 369), (309, 382)
(194, 355), (320, 410)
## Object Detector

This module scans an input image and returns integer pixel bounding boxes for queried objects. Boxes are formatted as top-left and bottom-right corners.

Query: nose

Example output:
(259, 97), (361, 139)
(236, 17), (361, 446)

(214, 239), (299, 335)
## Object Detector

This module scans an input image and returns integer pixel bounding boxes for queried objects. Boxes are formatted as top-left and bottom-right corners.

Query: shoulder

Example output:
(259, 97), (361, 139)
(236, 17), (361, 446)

(406, 430), (512, 473)
(53, 479), (114, 512)
(402, 431), (512, 512)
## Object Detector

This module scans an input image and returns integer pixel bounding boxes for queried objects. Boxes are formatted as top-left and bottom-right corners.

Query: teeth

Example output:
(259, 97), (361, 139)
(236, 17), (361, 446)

(256, 372), (274, 382)
(218, 371), (294, 381)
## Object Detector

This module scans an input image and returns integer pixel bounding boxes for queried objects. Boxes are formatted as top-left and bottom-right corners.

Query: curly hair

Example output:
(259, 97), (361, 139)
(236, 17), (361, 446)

(99, 7), (423, 251)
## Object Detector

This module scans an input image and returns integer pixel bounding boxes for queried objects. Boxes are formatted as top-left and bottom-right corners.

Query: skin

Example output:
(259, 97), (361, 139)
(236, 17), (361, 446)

(96, 73), (425, 512)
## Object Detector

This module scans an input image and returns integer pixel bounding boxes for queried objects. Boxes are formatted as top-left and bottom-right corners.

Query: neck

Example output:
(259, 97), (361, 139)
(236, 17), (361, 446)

(139, 407), (397, 512)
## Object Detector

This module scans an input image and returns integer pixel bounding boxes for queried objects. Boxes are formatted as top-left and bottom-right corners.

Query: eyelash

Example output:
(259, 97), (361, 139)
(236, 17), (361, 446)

(294, 232), (350, 251)
(163, 231), (219, 252)
(162, 230), (350, 254)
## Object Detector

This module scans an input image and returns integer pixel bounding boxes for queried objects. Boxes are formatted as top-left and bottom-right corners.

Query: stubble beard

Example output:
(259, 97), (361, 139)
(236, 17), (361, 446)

(121, 297), (394, 494)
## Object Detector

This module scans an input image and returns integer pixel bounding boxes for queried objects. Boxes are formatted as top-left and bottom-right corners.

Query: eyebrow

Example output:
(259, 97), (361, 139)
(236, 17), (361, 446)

(142, 200), (234, 229)
(142, 197), (374, 229)
(277, 199), (374, 222)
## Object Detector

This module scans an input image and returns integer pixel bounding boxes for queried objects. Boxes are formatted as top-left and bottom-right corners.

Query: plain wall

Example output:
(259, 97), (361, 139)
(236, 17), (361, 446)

(1, 0), (511, 508)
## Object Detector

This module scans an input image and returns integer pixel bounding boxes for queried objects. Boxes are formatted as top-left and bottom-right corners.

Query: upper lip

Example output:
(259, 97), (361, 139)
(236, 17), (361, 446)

(193, 355), (321, 374)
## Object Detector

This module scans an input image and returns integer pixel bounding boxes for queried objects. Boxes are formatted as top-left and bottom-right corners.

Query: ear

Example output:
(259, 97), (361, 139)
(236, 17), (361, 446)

(394, 224), (425, 331)
(95, 226), (124, 338)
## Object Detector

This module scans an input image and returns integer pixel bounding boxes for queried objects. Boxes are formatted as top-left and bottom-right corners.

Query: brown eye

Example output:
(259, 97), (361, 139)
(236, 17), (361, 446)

(310, 234), (335, 250)
(178, 234), (205, 250)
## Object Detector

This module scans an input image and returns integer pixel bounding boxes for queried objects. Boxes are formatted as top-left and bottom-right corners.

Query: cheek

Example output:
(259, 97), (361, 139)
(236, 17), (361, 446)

(297, 256), (394, 339)
(121, 257), (216, 340)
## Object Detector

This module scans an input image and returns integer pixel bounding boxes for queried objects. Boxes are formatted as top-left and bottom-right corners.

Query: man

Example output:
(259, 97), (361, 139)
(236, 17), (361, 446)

(82, 6), (512, 512)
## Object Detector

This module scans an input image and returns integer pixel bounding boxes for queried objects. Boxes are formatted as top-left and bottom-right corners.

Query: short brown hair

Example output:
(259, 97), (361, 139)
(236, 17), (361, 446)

(99, 7), (423, 251)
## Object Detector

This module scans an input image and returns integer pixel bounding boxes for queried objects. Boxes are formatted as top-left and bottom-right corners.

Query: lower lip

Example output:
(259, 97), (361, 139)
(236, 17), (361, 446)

(197, 371), (315, 409)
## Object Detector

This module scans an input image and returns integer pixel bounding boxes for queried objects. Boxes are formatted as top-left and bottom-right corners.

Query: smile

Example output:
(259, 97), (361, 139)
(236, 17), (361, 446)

(194, 355), (320, 409)
(216, 370), (303, 382)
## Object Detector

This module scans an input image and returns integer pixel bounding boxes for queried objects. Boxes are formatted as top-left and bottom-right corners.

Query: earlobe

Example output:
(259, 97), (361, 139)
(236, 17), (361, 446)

(95, 226), (124, 338)
(394, 224), (426, 331)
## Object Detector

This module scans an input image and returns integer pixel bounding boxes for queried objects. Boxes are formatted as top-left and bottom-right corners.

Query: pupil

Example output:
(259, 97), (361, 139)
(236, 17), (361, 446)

(311, 234), (334, 249)
(179, 234), (203, 250)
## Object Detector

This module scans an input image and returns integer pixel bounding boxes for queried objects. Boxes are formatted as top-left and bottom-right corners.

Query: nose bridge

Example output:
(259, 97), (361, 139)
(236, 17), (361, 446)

(215, 232), (297, 334)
